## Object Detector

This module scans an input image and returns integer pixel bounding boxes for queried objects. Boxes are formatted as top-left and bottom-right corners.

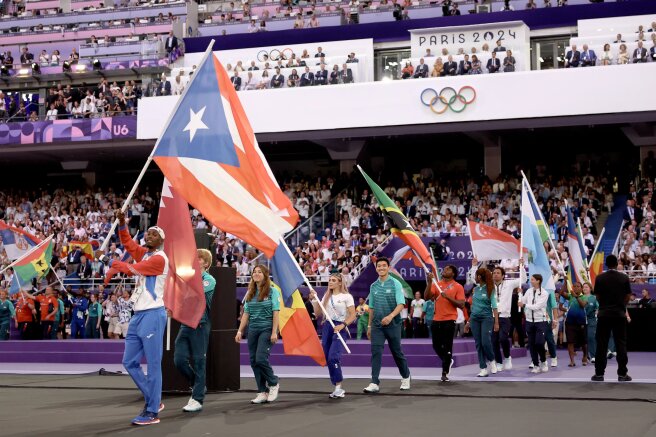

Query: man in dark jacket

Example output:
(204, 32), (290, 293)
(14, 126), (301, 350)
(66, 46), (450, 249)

(591, 255), (632, 382)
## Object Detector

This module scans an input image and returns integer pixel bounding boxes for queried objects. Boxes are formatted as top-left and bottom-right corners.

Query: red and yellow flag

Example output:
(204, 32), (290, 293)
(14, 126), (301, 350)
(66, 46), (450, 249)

(277, 286), (326, 367)
(590, 251), (604, 287)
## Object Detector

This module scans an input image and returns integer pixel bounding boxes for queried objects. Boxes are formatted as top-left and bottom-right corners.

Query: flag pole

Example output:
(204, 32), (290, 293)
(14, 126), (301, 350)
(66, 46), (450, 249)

(466, 219), (476, 261)
(48, 262), (67, 292)
(279, 237), (351, 354)
(0, 235), (53, 276)
(576, 217), (591, 271)
(591, 227), (605, 261)
(98, 38), (217, 254)
(166, 316), (171, 351)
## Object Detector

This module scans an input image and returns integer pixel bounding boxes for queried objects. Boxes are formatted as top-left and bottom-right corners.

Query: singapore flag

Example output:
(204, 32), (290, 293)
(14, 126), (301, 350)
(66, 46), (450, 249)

(467, 219), (521, 261)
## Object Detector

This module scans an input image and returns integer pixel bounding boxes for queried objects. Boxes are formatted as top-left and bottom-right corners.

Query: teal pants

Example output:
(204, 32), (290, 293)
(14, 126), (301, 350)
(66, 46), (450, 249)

(174, 321), (211, 403)
(0, 321), (9, 340)
(86, 316), (100, 339)
(587, 319), (597, 359)
(247, 327), (279, 393)
(370, 323), (410, 385)
(470, 315), (494, 369)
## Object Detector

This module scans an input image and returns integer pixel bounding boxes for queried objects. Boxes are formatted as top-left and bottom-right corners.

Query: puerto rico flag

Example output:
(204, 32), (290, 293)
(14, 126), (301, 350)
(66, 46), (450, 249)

(0, 221), (40, 261)
(467, 219), (520, 261)
(152, 42), (299, 258)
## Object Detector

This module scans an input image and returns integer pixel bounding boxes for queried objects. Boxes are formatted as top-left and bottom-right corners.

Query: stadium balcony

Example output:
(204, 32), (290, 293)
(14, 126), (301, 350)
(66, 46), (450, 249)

(196, 0), (634, 36)
(139, 8), (656, 143)
(1, 1), (186, 31)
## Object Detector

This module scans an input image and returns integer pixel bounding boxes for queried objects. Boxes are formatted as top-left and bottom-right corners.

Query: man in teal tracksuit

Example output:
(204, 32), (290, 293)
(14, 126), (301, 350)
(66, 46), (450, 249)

(363, 257), (411, 393)
(173, 249), (216, 413)
(0, 289), (17, 340)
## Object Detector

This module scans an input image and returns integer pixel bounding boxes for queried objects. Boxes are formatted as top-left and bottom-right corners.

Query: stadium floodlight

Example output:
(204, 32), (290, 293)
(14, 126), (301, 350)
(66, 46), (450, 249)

(62, 60), (71, 72)
(92, 59), (102, 70)
(0, 65), (9, 76)
(31, 62), (40, 74)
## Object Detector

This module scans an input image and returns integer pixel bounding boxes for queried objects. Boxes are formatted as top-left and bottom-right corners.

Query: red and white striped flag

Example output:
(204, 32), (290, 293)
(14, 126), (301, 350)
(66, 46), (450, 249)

(467, 219), (520, 261)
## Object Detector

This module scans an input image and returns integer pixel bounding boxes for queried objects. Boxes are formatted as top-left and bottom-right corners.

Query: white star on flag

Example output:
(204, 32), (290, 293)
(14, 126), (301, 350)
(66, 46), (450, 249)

(183, 106), (209, 142)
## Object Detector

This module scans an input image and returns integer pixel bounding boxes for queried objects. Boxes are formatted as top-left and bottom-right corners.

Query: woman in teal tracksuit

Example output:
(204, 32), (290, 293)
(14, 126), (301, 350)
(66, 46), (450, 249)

(583, 282), (598, 363)
(85, 293), (102, 339)
(466, 268), (499, 377)
(235, 265), (281, 405)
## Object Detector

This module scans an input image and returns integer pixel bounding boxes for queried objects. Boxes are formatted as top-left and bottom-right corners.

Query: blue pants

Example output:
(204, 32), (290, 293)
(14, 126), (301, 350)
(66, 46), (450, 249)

(545, 322), (557, 358)
(247, 327), (279, 393)
(411, 317), (422, 338)
(70, 317), (86, 339)
(86, 316), (100, 339)
(0, 321), (9, 340)
(370, 323), (410, 385)
(174, 321), (211, 403)
(321, 321), (346, 386)
(587, 319), (597, 359)
(470, 315), (494, 369)
(527, 321), (548, 366)
(122, 307), (167, 414)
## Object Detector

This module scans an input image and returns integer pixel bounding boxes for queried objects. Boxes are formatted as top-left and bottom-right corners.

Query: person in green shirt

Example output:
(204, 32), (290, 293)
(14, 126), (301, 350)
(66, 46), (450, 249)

(422, 298), (435, 338)
(236, 265), (281, 404)
(561, 282), (590, 367)
(85, 292), (102, 339)
(0, 289), (17, 340)
(363, 257), (411, 393)
(583, 282), (599, 363)
(53, 290), (65, 340)
(173, 249), (217, 413)
(355, 297), (370, 340)
(466, 268), (499, 377)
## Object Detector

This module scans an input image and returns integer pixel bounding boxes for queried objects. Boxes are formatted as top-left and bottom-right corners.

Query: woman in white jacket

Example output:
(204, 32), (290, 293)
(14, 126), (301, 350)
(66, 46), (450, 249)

(519, 274), (550, 374)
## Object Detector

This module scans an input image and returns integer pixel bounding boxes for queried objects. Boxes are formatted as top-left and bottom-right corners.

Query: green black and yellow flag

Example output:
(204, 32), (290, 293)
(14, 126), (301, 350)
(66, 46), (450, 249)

(358, 166), (437, 280)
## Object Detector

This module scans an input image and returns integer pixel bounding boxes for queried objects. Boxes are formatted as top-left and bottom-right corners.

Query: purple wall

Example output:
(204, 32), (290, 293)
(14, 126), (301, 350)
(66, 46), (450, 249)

(0, 116), (137, 146)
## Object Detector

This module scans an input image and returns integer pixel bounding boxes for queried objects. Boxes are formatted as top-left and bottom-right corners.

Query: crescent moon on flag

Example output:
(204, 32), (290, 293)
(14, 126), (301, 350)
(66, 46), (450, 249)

(475, 223), (490, 238)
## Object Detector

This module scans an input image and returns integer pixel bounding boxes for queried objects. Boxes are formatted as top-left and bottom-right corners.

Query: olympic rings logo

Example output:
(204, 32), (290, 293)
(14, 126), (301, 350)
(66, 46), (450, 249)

(256, 48), (295, 62)
(420, 86), (476, 114)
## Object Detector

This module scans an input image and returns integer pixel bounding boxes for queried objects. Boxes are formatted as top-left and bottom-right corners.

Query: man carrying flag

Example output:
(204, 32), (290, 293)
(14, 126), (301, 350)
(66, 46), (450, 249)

(99, 210), (169, 426)
(425, 265), (465, 382)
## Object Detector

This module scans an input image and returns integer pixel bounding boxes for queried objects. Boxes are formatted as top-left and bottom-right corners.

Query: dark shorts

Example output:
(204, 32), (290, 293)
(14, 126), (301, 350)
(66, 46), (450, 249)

(566, 323), (587, 347)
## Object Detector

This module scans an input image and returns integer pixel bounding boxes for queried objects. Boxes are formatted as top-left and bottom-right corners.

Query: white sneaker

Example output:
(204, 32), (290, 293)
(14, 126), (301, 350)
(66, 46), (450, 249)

(504, 357), (513, 370)
(497, 361), (504, 372)
(400, 377), (411, 390)
(183, 398), (203, 412)
(250, 393), (268, 404)
(551, 357), (558, 367)
(363, 383), (380, 393)
(540, 362), (549, 373)
(267, 384), (280, 402)
(329, 387), (346, 399)
(528, 362), (535, 369)
(447, 358), (454, 376)
(477, 368), (489, 377)
(530, 367), (541, 374)
(489, 361), (498, 374)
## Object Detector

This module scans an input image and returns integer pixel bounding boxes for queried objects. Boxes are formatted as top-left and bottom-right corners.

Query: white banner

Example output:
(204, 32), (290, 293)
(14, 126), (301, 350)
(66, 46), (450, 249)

(409, 21), (530, 59)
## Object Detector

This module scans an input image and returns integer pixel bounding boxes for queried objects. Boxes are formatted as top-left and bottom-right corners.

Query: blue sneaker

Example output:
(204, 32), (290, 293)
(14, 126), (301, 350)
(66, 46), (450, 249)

(132, 412), (160, 426)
